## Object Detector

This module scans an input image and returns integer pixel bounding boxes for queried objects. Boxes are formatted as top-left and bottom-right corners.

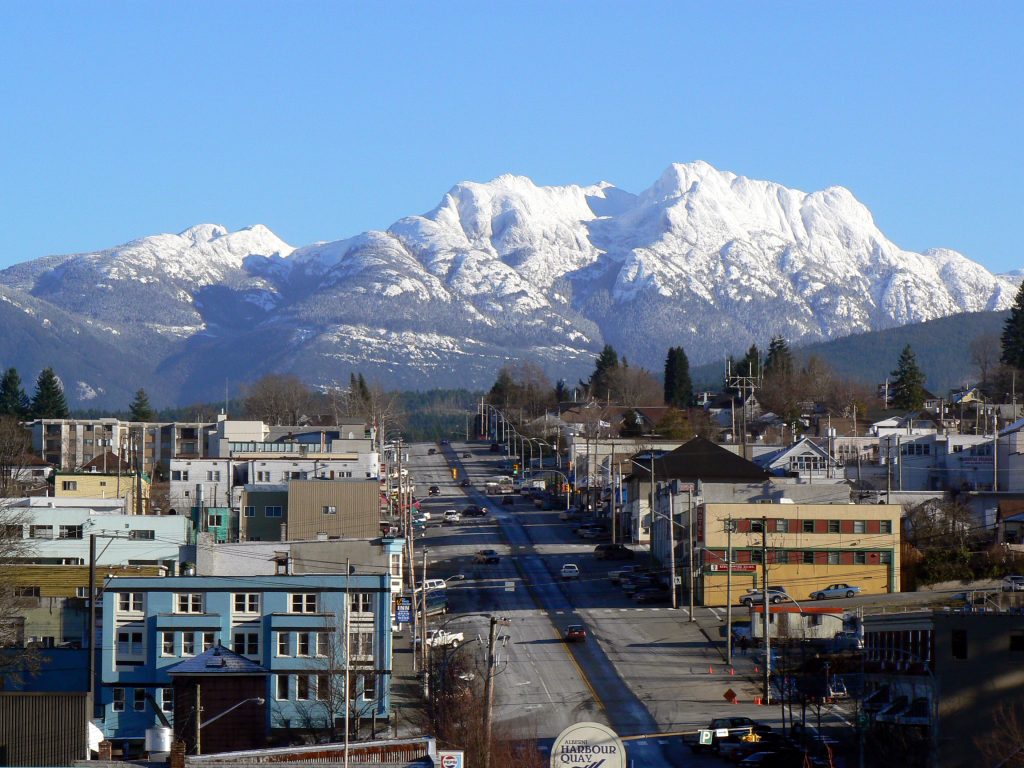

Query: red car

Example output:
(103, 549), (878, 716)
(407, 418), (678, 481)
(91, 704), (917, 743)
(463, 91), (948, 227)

(564, 624), (587, 643)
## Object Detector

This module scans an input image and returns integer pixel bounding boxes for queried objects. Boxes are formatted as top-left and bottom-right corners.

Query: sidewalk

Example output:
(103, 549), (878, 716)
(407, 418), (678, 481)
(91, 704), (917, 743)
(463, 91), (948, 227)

(389, 629), (425, 738)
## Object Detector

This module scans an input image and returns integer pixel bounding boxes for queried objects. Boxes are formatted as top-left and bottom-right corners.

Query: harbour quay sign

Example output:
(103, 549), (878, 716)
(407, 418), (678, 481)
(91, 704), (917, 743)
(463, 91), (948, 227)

(550, 722), (626, 768)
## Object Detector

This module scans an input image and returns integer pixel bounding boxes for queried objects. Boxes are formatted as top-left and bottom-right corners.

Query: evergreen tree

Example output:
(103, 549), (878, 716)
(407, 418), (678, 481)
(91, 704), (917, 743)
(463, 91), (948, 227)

(589, 344), (619, 401)
(0, 367), (29, 417)
(663, 347), (693, 408)
(1002, 282), (1024, 370)
(128, 388), (155, 422)
(764, 336), (793, 376)
(30, 367), (69, 419)
(357, 373), (371, 406)
(738, 344), (761, 378)
(554, 379), (568, 402)
(890, 345), (926, 411)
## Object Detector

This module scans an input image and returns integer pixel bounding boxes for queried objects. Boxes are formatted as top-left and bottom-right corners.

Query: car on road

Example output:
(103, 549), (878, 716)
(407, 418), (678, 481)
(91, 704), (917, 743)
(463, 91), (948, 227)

(622, 575), (661, 595)
(580, 527), (610, 540)
(501, 495), (515, 506)
(474, 549), (500, 564)
(560, 563), (580, 579)
(809, 583), (860, 600)
(460, 478), (471, 487)
(463, 452), (471, 458)
(428, 485), (441, 496)
(417, 578), (447, 593)
(417, 510), (431, 521)
(443, 509), (461, 524)
(564, 624), (587, 642)
(609, 565), (645, 584)
(464, 506), (488, 517)
(740, 586), (789, 607)
(1003, 575), (1024, 592)
(428, 448), (437, 455)
(489, 443), (501, 453)
(439, 439), (449, 445)
(414, 628), (463, 648)
(594, 543), (634, 560)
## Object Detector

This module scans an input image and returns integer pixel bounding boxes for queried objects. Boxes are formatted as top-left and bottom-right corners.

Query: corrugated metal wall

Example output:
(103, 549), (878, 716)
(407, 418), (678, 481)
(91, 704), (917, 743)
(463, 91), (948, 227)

(0, 692), (88, 765)
(285, 480), (379, 540)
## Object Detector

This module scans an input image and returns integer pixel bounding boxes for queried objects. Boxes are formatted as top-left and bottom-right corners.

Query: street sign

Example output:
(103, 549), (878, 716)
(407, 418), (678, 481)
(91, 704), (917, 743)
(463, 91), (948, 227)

(551, 723), (626, 768)
(724, 688), (737, 702)
(505, 581), (516, 592)
(715, 728), (730, 738)
(673, 576), (682, 585)
(396, 597), (412, 624)
(699, 730), (713, 746)
(707, 563), (758, 573)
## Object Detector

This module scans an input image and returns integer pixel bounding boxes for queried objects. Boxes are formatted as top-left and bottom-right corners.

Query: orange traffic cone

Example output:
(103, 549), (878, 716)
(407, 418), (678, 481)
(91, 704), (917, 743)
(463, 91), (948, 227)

(753, 696), (762, 705)
(709, 665), (714, 674)
(754, 665), (759, 673)
(729, 667), (735, 676)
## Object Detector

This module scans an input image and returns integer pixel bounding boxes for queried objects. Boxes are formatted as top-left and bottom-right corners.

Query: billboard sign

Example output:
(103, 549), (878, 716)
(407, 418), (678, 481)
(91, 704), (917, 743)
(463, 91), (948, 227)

(550, 721), (626, 768)
(395, 597), (412, 624)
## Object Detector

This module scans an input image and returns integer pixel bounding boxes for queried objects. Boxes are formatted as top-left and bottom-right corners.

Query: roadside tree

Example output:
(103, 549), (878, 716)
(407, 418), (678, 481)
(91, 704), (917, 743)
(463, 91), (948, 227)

(890, 345), (926, 410)
(30, 367), (69, 419)
(0, 368), (29, 418)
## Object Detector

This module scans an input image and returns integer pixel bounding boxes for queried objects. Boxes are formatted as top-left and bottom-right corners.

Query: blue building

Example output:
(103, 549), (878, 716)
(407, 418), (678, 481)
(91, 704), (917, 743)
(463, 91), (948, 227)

(98, 573), (392, 749)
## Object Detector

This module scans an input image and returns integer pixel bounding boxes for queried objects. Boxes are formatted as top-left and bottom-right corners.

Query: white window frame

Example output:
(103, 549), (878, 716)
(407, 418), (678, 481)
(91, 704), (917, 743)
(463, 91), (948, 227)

(201, 632), (216, 652)
(350, 592), (372, 613)
(233, 630), (259, 657)
(161, 631), (174, 657)
(233, 593), (260, 614)
(297, 632), (310, 657)
(275, 674), (289, 700)
(133, 688), (146, 711)
(118, 592), (144, 614)
(117, 628), (145, 662)
(182, 632), (195, 657)
(296, 674), (312, 700)
(176, 593), (204, 614)
(322, 505), (337, 515)
(244, 506), (255, 517)
(316, 632), (329, 657)
(161, 687), (174, 713)
(277, 632), (290, 656)
(265, 505), (282, 518)
(290, 593), (317, 614)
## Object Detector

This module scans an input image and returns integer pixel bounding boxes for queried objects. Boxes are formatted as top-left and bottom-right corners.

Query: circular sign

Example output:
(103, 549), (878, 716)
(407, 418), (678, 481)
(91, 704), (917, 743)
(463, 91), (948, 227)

(440, 756), (458, 768)
(550, 721), (626, 768)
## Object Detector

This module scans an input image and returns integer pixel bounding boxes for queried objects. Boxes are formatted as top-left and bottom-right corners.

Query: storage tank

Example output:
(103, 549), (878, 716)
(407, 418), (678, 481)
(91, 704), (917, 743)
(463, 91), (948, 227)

(145, 726), (173, 759)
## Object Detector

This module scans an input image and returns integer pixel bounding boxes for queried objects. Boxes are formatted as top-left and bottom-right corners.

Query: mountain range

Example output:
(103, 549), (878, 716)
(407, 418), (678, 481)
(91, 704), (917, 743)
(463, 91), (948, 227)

(0, 161), (1017, 409)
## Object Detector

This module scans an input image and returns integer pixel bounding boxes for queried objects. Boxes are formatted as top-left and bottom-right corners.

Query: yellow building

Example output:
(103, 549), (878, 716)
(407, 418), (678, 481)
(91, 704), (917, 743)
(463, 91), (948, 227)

(53, 470), (151, 515)
(697, 502), (901, 606)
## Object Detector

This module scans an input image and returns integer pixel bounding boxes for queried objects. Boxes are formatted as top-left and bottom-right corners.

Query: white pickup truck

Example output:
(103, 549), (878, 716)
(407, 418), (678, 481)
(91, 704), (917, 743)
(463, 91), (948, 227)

(416, 629), (464, 648)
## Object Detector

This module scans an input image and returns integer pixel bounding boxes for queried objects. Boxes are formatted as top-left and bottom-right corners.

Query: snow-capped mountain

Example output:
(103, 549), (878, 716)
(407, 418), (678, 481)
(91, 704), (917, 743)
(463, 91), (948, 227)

(0, 161), (1015, 407)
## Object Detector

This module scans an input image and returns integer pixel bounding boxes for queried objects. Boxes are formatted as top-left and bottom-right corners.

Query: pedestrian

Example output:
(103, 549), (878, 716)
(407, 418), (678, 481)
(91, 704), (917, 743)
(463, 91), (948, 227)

(739, 636), (750, 656)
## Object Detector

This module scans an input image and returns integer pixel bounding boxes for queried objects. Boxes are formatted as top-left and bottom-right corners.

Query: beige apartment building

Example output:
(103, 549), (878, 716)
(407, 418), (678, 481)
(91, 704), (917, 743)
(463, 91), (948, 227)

(697, 502), (901, 606)
(52, 470), (151, 515)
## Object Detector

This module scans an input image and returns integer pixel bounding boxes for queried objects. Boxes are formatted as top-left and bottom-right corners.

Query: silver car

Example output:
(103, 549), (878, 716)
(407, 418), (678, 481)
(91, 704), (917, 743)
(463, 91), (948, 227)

(1002, 575), (1024, 592)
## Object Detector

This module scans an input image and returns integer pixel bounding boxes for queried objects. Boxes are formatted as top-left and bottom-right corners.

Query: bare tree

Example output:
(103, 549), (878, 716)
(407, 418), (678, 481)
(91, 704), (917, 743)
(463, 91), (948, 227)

(0, 416), (33, 498)
(243, 374), (312, 426)
(606, 365), (663, 408)
(970, 332), (1002, 388)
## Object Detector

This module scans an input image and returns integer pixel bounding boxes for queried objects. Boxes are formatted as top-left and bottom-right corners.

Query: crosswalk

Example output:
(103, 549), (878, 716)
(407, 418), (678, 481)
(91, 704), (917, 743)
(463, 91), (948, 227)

(554, 607), (693, 615)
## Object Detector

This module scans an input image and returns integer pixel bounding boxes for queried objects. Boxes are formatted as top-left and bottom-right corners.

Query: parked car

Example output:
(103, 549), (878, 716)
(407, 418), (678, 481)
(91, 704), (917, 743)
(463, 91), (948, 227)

(418, 510), (432, 521)
(474, 549), (500, 564)
(439, 439), (449, 445)
(428, 448), (437, 455)
(418, 578), (447, 592)
(594, 543), (634, 560)
(688, 717), (771, 753)
(428, 485), (441, 496)
(1003, 575), (1024, 592)
(810, 583), (861, 600)
(740, 587), (789, 607)
(564, 624), (587, 642)
(561, 563), (580, 580)
(443, 509), (461, 525)
(463, 504), (487, 517)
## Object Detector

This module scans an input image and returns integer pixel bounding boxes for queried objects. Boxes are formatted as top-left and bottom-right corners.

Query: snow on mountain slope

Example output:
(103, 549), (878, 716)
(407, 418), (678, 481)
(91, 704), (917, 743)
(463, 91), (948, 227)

(0, 161), (1015, 404)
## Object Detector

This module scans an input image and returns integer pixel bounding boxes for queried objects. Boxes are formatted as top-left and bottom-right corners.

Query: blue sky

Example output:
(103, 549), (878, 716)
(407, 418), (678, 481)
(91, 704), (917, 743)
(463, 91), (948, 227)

(1, 3), (1022, 273)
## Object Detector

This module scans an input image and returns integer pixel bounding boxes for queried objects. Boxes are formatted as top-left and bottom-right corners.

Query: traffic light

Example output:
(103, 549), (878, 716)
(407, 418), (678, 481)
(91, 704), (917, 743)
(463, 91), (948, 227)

(451, 467), (458, 479)
(513, 463), (519, 476)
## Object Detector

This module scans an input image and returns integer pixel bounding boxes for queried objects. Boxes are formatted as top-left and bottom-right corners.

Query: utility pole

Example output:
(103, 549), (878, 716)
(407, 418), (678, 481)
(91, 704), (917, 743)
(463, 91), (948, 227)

(88, 533), (97, 718)
(420, 548), (429, 673)
(482, 615), (510, 768)
(762, 515), (771, 705)
(726, 518), (734, 665)
(667, 488), (677, 610)
(344, 557), (351, 768)
(194, 683), (202, 755)
(687, 486), (694, 621)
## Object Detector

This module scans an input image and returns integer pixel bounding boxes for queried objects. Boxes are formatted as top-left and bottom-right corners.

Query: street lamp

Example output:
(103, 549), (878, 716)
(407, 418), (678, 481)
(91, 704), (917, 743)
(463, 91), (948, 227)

(695, 545), (737, 663)
(627, 456), (679, 610)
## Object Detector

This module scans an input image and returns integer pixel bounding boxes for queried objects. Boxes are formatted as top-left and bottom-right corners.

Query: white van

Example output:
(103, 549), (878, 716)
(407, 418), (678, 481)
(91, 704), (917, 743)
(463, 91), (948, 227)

(418, 579), (446, 593)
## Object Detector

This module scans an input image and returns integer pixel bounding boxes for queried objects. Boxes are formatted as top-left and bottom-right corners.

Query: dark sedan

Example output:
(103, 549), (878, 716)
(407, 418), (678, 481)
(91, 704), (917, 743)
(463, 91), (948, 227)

(564, 624), (587, 642)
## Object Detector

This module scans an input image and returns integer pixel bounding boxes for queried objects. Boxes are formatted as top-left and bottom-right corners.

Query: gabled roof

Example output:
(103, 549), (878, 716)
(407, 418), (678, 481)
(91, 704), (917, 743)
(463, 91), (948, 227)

(628, 436), (770, 483)
(165, 643), (268, 676)
(753, 438), (837, 472)
(79, 451), (132, 473)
